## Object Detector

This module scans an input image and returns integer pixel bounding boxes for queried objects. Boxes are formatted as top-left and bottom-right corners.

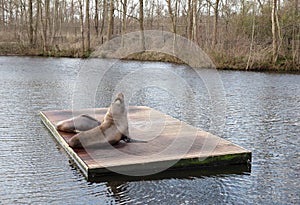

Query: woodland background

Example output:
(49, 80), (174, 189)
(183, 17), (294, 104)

(0, 0), (299, 71)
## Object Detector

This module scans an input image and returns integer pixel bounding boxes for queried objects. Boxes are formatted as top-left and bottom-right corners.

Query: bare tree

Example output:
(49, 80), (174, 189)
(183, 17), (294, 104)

(79, 0), (85, 55)
(1, 0), (5, 27)
(292, 0), (299, 66)
(70, 0), (75, 24)
(34, 0), (40, 45)
(246, 0), (256, 70)
(50, 0), (59, 47)
(139, 0), (145, 51)
(149, 0), (155, 29)
(86, 0), (90, 52)
(205, 0), (211, 46)
(95, 0), (99, 37)
(100, 0), (107, 37)
(107, 0), (114, 41)
(45, 0), (50, 50)
(192, 0), (197, 42)
(271, 0), (278, 63)
(166, 0), (177, 35)
(39, 0), (51, 52)
(29, 0), (34, 46)
(121, 0), (127, 47)
(166, 0), (178, 52)
(188, 0), (193, 40)
(0, 0), (299, 71)
(213, 0), (220, 47)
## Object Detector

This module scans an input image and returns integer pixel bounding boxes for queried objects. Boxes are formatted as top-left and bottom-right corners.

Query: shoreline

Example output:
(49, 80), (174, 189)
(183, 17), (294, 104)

(0, 49), (299, 73)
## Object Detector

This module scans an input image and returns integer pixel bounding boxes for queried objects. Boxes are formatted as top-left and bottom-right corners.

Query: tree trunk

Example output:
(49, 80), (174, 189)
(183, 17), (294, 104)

(212, 0), (220, 47)
(39, 0), (46, 51)
(1, 0), (5, 26)
(95, 0), (99, 37)
(70, 0), (75, 37)
(192, 0), (197, 42)
(46, 0), (50, 45)
(34, 0), (40, 45)
(139, 0), (145, 51)
(19, 1), (23, 40)
(271, 0), (278, 63)
(59, 0), (64, 38)
(14, 0), (19, 39)
(100, 0), (106, 36)
(206, 0), (211, 47)
(70, 0), (75, 24)
(9, 0), (13, 24)
(188, 0), (193, 40)
(86, 0), (90, 52)
(40, 0), (50, 52)
(166, 0), (176, 34)
(150, 0), (155, 29)
(121, 0), (127, 47)
(29, 0), (34, 46)
(292, 0), (299, 66)
(107, 0), (114, 41)
(246, 0), (256, 70)
(167, 0), (178, 49)
(275, 1), (282, 53)
(51, 0), (59, 47)
(79, 0), (85, 55)
(44, 0), (50, 51)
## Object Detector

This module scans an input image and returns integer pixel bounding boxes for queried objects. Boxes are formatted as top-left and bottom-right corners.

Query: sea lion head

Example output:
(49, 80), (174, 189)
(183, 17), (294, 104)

(111, 93), (125, 116)
(110, 93), (128, 135)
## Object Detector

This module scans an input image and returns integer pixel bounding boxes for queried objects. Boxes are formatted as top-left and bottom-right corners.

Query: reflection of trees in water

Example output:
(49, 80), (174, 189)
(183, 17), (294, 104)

(106, 181), (130, 204)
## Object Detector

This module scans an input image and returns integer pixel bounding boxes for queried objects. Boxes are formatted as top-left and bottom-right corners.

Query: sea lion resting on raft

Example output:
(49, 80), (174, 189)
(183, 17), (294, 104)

(56, 114), (101, 133)
(67, 93), (144, 148)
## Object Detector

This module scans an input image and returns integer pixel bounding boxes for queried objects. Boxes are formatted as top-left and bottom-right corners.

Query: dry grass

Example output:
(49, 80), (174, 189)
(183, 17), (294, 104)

(0, 34), (299, 72)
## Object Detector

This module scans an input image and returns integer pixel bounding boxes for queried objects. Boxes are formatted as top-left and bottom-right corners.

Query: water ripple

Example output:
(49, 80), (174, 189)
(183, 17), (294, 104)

(0, 57), (299, 204)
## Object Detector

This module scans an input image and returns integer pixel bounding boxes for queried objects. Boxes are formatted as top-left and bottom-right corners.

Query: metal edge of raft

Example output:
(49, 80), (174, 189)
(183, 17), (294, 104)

(40, 111), (89, 179)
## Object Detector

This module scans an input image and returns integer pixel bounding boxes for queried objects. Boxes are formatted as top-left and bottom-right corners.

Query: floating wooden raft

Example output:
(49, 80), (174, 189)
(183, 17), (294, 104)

(40, 106), (251, 181)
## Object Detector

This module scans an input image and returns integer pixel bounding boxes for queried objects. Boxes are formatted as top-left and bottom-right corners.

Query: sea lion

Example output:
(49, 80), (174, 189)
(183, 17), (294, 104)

(68, 93), (130, 148)
(56, 114), (100, 133)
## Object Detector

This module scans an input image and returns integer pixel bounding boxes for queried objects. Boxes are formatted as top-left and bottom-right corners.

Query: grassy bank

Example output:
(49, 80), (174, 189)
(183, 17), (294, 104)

(0, 42), (84, 58)
(0, 43), (299, 72)
(123, 51), (300, 72)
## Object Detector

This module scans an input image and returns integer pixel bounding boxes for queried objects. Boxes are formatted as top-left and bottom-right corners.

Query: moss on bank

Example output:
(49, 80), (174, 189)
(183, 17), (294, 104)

(124, 51), (185, 64)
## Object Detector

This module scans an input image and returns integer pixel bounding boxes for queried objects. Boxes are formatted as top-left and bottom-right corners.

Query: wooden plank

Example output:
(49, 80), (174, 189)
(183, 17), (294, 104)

(40, 106), (251, 181)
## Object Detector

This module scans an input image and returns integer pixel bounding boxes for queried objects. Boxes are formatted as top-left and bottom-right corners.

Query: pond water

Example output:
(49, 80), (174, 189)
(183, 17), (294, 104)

(0, 56), (299, 204)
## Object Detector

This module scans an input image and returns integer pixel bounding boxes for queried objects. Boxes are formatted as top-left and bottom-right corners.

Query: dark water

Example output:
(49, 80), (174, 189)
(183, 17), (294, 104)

(0, 56), (299, 204)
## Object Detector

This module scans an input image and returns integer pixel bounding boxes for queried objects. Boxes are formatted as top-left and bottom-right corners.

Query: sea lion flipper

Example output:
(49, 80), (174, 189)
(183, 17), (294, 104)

(121, 135), (130, 142)
(80, 114), (100, 123)
(130, 138), (147, 143)
(122, 136), (147, 143)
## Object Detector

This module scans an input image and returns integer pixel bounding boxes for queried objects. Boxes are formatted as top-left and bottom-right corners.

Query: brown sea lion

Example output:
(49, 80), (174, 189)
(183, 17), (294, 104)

(68, 93), (130, 148)
(56, 114), (100, 133)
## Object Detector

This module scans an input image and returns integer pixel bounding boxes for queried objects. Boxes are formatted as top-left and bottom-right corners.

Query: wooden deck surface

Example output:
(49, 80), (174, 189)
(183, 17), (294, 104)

(41, 106), (251, 181)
